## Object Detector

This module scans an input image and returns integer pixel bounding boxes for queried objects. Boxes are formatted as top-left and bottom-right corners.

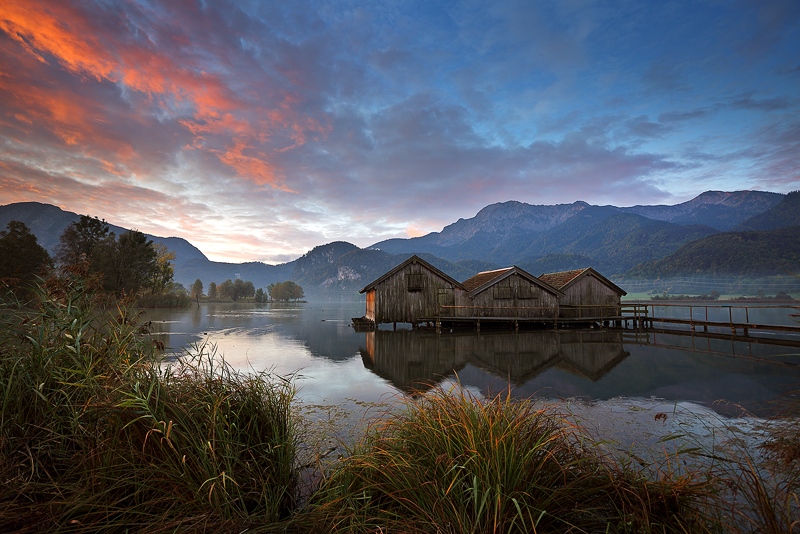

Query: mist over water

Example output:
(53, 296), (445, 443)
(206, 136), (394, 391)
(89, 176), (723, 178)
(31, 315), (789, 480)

(143, 302), (800, 418)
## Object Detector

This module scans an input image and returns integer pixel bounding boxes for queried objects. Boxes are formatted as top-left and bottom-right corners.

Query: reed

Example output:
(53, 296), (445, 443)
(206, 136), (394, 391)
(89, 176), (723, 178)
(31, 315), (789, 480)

(0, 275), (297, 533)
(307, 385), (719, 533)
(2, 274), (795, 533)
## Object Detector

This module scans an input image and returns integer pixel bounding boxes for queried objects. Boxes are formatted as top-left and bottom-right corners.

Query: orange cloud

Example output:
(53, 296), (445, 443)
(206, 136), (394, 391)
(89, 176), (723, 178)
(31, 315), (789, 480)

(216, 137), (296, 192)
(0, 0), (329, 191)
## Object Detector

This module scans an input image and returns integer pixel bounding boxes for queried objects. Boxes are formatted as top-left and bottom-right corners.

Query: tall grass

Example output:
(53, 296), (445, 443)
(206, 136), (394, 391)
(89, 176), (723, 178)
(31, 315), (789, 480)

(0, 275), (297, 533)
(2, 274), (796, 533)
(307, 386), (719, 533)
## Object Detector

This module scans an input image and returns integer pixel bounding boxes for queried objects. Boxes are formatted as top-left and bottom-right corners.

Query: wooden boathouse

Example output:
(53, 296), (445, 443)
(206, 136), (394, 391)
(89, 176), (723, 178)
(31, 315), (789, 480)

(459, 266), (563, 320)
(354, 257), (800, 342)
(358, 255), (469, 327)
(539, 267), (627, 321)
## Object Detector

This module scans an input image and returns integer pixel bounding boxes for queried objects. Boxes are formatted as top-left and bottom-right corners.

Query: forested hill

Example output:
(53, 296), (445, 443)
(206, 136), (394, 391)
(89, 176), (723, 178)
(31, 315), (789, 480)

(734, 190), (800, 231)
(623, 226), (800, 278)
(0, 202), (207, 267)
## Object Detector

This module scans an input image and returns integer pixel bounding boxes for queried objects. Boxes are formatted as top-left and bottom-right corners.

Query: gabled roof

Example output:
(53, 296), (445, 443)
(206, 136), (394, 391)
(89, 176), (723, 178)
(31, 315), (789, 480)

(462, 268), (512, 291)
(539, 267), (627, 296)
(465, 266), (563, 298)
(359, 255), (465, 293)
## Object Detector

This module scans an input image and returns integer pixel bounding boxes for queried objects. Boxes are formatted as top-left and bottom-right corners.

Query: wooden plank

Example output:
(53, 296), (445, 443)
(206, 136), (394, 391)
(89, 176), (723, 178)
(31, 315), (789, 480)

(648, 316), (800, 333)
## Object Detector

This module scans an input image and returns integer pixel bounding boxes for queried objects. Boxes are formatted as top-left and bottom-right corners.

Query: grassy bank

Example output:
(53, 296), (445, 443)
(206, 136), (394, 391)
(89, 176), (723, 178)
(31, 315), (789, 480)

(1, 276), (797, 532)
(0, 276), (297, 532)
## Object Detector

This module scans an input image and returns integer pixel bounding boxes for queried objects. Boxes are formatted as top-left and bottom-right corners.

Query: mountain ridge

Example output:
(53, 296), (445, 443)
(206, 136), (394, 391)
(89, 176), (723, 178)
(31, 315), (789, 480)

(0, 202), (209, 267)
(2, 189), (792, 296)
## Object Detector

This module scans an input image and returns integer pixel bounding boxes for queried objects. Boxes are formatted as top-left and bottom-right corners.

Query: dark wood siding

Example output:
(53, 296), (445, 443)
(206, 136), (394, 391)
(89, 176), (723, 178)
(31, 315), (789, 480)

(559, 275), (621, 319)
(470, 273), (558, 319)
(370, 260), (468, 324)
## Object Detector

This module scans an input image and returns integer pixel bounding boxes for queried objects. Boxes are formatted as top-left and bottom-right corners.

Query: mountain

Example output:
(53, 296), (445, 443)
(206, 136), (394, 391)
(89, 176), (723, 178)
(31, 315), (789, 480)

(374, 207), (719, 273)
(0, 202), (208, 267)
(623, 226), (800, 278)
(622, 190), (783, 229)
(288, 245), (493, 293)
(370, 191), (782, 274)
(4, 191), (791, 296)
(734, 191), (800, 231)
(516, 254), (605, 276)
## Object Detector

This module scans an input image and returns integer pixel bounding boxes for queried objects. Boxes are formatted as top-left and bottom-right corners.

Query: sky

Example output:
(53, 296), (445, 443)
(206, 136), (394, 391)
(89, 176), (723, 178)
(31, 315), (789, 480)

(1, 0), (799, 264)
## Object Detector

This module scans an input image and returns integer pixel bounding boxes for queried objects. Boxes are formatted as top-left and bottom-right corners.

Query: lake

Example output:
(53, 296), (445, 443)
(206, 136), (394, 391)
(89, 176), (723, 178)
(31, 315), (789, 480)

(142, 301), (800, 420)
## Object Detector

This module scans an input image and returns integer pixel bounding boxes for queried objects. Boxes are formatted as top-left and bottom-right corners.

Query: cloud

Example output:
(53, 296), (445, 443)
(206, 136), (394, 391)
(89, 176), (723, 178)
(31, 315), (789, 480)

(728, 92), (793, 111)
(0, 0), (798, 262)
(735, 0), (800, 56)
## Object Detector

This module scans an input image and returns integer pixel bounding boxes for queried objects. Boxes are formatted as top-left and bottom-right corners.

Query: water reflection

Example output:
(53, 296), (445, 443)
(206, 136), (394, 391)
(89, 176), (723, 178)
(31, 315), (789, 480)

(361, 329), (629, 393)
(143, 303), (800, 417)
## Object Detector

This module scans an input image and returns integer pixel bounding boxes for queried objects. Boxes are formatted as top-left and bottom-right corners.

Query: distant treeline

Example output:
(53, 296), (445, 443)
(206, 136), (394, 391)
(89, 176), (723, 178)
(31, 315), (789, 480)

(189, 278), (304, 302)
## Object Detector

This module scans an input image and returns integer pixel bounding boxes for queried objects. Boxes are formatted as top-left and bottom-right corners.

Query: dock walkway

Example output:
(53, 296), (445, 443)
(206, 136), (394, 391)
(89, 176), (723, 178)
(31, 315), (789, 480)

(413, 303), (800, 343)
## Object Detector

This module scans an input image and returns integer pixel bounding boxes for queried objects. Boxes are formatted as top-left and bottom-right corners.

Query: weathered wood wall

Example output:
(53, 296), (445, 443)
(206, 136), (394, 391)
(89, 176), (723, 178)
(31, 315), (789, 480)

(559, 275), (621, 319)
(368, 260), (469, 324)
(468, 273), (559, 318)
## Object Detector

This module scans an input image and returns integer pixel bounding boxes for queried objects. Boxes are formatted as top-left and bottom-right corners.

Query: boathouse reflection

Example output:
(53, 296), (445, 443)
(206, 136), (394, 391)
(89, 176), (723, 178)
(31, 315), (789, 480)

(360, 329), (630, 394)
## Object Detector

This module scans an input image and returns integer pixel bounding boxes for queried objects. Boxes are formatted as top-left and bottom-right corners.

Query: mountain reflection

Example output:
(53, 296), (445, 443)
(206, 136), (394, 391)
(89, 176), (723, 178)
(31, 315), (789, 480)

(360, 329), (629, 394)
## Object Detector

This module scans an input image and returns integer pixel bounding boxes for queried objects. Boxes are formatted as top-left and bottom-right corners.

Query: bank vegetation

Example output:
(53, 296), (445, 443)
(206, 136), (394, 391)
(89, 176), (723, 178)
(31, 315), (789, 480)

(0, 275), (797, 533)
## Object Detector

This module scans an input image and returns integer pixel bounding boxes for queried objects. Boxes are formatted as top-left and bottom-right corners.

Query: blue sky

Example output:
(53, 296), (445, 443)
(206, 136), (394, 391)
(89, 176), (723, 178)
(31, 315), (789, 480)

(0, 0), (798, 262)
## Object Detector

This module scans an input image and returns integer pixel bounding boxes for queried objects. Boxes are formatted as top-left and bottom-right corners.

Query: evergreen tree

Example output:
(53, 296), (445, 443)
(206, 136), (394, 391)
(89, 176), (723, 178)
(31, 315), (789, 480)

(191, 279), (203, 298)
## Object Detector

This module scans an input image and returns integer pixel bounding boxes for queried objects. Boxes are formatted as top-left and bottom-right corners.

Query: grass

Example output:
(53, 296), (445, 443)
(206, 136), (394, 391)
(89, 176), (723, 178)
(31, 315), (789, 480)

(0, 274), (797, 533)
(0, 275), (297, 533)
(304, 386), (719, 533)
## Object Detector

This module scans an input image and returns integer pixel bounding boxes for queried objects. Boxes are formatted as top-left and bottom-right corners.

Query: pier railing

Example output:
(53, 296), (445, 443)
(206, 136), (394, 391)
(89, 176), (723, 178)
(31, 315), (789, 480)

(415, 301), (800, 340)
(435, 304), (558, 322)
(640, 302), (800, 335)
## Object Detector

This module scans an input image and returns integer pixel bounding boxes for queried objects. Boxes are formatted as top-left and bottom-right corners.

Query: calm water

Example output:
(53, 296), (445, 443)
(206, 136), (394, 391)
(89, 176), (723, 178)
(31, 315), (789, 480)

(142, 301), (800, 418)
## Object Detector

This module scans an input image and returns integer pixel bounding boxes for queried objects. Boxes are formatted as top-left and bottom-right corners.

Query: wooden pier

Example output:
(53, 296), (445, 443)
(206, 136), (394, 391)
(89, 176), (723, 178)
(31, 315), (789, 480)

(416, 302), (800, 344)
(628, 303), (800, 337)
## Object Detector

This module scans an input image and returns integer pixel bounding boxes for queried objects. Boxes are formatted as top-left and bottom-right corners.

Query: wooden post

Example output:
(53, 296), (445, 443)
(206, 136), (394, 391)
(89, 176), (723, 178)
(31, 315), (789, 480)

(729, 307), (734, 334)
(744, 306), (749, 335)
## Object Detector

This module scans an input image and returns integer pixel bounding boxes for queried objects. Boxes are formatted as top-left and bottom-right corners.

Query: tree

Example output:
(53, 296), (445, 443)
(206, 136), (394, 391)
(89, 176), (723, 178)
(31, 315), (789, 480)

(150, 243), (176, 295)
(233, 278), (245, 301)
(191, 279), (203, 298)
(0, 221), (52, 294)
(243, 280), (255, 299)
(285, 281), (304, 301)
(54, 215), (110, 267)
(254, 288), (265, 303)
(93, 230), (158, 296)
(267, 280), (305, 302)
(170, 282), (188, 295)
(218, 279), (234, 299)
(207, 281), (217, 299)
